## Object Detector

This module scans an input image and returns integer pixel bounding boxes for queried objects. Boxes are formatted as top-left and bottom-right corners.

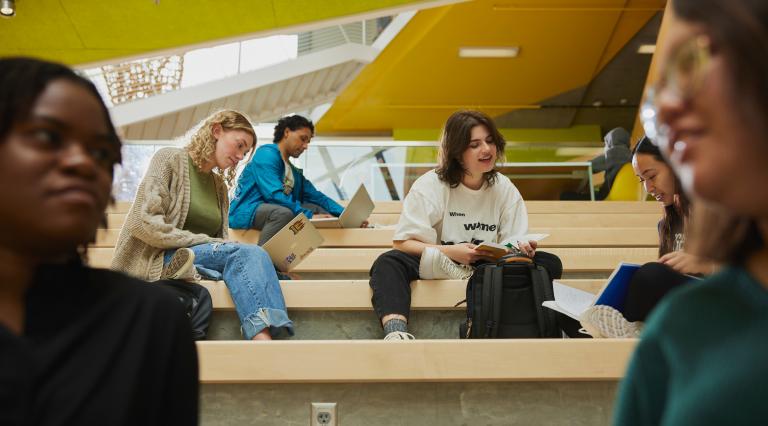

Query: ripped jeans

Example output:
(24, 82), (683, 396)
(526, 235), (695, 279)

(164, 242), (294, 339)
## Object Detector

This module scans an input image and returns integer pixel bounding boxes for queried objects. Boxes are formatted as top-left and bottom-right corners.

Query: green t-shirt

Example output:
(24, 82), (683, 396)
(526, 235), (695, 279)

(183, 155), (222, 237)
(613, 266), (768, 425)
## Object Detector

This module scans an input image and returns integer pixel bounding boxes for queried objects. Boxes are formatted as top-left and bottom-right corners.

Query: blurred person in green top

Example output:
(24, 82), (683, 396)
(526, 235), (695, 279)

(613, 0), (768, 424)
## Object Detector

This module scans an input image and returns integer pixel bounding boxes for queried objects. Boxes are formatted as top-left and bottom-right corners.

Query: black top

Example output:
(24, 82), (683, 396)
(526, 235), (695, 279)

(0, 326), (33, 425)
(1, 261), (199, 426)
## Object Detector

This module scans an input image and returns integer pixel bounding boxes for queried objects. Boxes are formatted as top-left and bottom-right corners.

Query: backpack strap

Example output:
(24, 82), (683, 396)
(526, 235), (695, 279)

(479, 265), (499, 338)
(529, 264), (559, 337)
(465, 265), (489, 338)
(488, 266), (504, 338)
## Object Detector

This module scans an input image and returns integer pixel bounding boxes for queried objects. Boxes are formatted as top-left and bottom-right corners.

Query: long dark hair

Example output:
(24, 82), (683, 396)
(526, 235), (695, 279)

(633, 136), (691, 256)
(435, 110), (506, 188)
(673, 0), (768, 263)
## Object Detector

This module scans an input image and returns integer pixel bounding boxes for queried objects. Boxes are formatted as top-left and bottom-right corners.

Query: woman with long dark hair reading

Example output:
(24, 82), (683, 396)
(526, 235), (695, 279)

(580, 136), (717, 338)
(624, 137), (715, 320)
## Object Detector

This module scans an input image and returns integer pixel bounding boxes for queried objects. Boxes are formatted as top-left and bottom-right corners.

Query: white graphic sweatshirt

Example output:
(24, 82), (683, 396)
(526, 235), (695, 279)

(393, 170), (528, 246)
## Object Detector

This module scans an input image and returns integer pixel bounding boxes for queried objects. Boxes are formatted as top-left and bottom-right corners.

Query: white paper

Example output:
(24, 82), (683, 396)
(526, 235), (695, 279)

(541, 281), (596, 320)
(501, 234), (549, 246)
(523, 233), (549, 242)
(542, 301), (577, 320)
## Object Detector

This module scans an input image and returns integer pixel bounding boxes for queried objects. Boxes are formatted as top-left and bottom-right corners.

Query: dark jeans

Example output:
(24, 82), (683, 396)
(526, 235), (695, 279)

(368, 249), (563, 323)
(251, 202), (328, 245)
(624, 262), (693, 322)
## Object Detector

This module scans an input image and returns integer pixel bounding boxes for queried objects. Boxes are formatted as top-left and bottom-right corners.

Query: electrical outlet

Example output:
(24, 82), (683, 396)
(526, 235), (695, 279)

(311, 402), (337, 426)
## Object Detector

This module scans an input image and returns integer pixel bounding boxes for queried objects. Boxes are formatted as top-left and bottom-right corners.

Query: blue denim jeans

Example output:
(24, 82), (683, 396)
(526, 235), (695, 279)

(164, 242), (294, 339)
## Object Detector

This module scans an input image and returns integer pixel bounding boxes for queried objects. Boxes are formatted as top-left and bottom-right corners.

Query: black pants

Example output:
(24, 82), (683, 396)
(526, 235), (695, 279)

(368, 249), (563, 322)
(624, 262), (693, 322)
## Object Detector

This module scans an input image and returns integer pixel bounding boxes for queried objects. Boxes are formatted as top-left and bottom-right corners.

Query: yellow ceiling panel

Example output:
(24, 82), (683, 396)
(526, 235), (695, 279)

(1, 0), (84, 49)
(0, 0), (444, 65)
(318, 0), (663, 133)
(58, 1), (277, 50)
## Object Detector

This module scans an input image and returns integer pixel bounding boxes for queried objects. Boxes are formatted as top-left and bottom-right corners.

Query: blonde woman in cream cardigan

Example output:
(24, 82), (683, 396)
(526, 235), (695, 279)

(112, 110), (293, 340)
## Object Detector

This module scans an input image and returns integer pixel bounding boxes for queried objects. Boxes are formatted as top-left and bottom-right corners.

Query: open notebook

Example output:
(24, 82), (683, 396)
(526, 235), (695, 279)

(542, 262), (642, 320)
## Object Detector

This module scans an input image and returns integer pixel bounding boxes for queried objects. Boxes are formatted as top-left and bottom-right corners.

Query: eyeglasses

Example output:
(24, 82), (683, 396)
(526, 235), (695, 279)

(641, 35), (713, 152)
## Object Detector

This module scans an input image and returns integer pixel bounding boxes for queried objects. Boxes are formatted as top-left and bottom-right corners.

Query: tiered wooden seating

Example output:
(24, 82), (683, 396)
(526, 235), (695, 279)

(96, 227), (658, 248)
(96, 201), (660, 274)
(196, 339), (637, 383)
(99, 199), (649, 415)
(106, 212), (661, 229)
(107, 201), (661, 229)
(95, 200), (659, 316)
(88, 246), (657, 272)
(201, 279), (604, 311)
(109, 200), (660, 215)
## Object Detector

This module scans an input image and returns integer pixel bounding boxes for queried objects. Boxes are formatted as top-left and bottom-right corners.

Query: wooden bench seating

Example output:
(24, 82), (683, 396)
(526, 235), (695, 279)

(105, 212), (661, 229)
(227, 227), (658, 248)
(95, 227), (658, 248)
(202, 279), (604, 310)
(106, 201), (661, 229)
(196, 339), (637, 383)
(99, 201), (645, 389)
(366, 212), (661, 227)
(109, 200), (660, 215)
(89, 246), (657, 272)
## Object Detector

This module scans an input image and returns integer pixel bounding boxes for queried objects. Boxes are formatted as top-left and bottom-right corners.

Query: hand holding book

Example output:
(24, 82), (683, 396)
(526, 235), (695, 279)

(474, 234), (550, 260)
(473, 241), (512, 259)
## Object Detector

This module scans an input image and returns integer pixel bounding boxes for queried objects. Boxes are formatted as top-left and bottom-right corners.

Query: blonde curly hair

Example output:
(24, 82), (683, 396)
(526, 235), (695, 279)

(185, 110), (256, 187)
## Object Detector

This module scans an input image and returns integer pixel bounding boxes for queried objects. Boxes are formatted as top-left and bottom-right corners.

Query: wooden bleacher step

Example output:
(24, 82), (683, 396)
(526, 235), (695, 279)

(204, 279), (603, 311)
(201, 279), (603, 340)
(95, 227), (658, 248)
(104, 212), (662, 229)
(109, 200), (661, 215)
(196, 339), (637, 383)
(88, 247), (657, 272)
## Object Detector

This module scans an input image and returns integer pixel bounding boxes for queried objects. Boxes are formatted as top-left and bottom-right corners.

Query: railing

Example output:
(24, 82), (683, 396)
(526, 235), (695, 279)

(298, 17), (392, 55)
(112, 139), (601, 202)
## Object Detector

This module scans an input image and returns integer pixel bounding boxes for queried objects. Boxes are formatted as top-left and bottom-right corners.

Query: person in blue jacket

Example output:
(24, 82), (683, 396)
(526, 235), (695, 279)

(229, 115), (344, 244)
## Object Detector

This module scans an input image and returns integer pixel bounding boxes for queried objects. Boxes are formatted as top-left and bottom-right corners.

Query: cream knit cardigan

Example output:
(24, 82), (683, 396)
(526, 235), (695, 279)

(111, 147), (229, 280)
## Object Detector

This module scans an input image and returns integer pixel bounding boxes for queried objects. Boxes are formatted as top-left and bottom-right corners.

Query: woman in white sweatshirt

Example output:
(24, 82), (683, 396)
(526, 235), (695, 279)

(368, 110), (562, 340)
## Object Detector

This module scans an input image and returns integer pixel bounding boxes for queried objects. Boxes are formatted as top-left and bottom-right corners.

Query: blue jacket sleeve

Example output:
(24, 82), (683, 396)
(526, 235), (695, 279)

(250, 147), (315, 218)
(299, 172), (344, 217)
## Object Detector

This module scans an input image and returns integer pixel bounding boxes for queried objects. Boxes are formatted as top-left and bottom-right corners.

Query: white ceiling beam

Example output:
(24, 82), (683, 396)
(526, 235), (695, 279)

(110, 43), (377, 127)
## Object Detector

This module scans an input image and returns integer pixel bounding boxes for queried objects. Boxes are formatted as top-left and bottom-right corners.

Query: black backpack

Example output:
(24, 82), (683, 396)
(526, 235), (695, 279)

(155, 279), (213, 340)
(459, 256), (560, 339)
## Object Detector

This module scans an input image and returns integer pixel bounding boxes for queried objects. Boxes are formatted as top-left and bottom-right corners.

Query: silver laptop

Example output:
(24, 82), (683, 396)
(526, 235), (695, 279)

(261, 213), (324, 272)
(311, 185), (374, 229)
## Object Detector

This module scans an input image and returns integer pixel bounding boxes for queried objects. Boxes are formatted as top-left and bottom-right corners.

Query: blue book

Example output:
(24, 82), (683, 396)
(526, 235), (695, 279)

(543, 262), (703, 320)
(593, 262), (642, 313)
